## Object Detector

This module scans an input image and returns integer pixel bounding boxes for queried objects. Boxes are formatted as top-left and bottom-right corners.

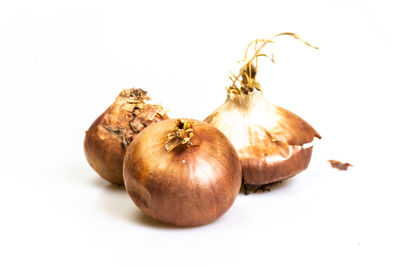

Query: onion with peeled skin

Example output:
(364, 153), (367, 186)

(205, 33), (321, 186)
(123, 119), (242, 227)
(84, 88), (168, 185)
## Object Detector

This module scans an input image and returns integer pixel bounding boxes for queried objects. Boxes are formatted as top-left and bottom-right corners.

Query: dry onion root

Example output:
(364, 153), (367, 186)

(205, 33), (321, 186)
(123, 119), (242, 226)
(84, 88), (169, 185)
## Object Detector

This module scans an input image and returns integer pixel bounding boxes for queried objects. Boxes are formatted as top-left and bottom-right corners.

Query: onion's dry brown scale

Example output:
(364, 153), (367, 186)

(84, 88), (169, 185)
(123, 119), (242, 227)
(329, 160), (352, 171)
(205, 33), (321, 186)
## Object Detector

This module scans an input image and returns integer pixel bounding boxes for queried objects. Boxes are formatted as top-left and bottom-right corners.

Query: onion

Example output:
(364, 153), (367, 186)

(205, 33), (321, 186)
(123, 119), (242, 226)
(84, 88), (168, 185)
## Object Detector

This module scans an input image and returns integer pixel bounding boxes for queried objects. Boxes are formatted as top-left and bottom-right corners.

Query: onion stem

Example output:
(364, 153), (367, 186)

(165, 119), (194, 152)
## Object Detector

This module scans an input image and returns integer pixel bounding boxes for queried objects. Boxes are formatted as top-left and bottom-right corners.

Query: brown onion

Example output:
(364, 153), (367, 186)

(123, 119), (242, 227)
(84, 88), (168, 185)
(205, 33), (321, 186)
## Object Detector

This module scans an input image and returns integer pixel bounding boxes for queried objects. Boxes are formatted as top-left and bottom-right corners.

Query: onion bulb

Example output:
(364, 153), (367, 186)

(205, 33), (321, 185)
(84, 88), (168, 185)
(123, 119), (242, 226)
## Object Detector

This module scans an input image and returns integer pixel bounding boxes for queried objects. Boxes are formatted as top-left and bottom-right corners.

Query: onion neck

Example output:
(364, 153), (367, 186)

(118, 88), (151, 109)
(227, 91), (264, 112)
(165, 119), (194, 152)
(225, 61), (266, 110)
(119, 88), (150, 101)
(228, 61), (263, 96)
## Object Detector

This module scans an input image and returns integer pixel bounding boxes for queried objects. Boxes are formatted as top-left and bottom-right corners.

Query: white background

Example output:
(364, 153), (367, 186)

(1, 0), (399, 266)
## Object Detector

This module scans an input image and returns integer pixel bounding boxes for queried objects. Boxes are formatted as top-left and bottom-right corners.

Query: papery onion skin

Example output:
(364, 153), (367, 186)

(205, 91), (320, 185)
(84, 88), (168, 185)
(240, 142), (314, 185)
(123, 119), (242, 227)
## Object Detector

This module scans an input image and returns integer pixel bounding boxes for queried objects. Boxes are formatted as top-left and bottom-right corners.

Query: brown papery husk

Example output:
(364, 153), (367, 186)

(205, 91), (320, 185)
(123, 119), (242, 227)
(84, 88), (169, 185)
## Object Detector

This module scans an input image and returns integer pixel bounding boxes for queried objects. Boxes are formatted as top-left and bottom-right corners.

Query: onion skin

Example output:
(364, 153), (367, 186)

(205, 92), (320, 185)
(84, 88), (168, 185)
(238, 104), (319, 184)
(123, 119), (242, 227)
(240, 144), (314, 185)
